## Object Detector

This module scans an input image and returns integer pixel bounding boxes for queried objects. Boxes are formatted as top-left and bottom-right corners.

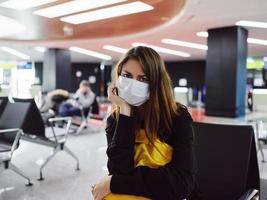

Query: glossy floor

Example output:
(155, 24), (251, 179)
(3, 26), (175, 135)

(0, 127), (267, 200)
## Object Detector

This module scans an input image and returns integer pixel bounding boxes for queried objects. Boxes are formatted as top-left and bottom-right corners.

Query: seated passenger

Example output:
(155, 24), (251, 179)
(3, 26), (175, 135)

(40, 89), (69, 123)
(59, 80), (96, 117)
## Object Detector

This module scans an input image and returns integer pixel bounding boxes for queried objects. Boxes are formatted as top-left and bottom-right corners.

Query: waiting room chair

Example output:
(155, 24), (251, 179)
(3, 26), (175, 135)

(192, 122), (260, 200)
(0, 96), (8, 117)
(0, 122), (32, 185)
(9, 98), (80, 180)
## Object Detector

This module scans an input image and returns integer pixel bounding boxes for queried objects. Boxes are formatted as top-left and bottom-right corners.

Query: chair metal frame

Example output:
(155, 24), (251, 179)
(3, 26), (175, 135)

(253, 119), (267, 163)
(73, 104), (111, 135)
(0, 128), (33, 186)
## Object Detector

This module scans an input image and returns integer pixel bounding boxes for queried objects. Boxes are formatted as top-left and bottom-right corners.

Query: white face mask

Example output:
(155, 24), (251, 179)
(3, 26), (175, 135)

(116, 76), (149, 106)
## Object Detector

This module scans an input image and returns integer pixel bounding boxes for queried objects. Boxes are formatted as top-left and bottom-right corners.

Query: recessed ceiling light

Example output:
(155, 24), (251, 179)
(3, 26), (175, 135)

(34, 0), (126, 18)
(103, 45), (128, 54)
(247, 38), (267, 46)
(69, 47), (112, 60)
(161, 38), (208, 50)
(132, 43), (191, 57)
(196, 31), (208, 38)
(0, 15), (26, 37)
(236, 20), (267, 29)
(35, 46), (46, 53)
(60, 1), (153, 25)
(0, 0), (58, 10)
(0, 47), (30, 60)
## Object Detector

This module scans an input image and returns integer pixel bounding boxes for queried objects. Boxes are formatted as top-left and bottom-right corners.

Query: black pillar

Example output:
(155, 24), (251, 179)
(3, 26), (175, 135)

(205, 26), (248, 117)
(43, 48), (71, 92)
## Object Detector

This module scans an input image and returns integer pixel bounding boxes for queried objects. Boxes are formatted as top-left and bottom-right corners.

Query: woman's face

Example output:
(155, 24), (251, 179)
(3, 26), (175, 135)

(120, 59), (148, 83)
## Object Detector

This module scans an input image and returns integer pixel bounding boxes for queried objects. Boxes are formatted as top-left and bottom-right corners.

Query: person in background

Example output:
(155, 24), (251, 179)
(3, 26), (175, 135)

(91, 46), (198, 200)
(59, 80), (96, 117)
(39, 89), (69, 123)
(74, 80), (96, 111)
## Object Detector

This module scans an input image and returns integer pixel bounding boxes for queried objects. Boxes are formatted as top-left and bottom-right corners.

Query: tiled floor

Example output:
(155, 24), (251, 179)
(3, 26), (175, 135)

(1, 126), (267, 200)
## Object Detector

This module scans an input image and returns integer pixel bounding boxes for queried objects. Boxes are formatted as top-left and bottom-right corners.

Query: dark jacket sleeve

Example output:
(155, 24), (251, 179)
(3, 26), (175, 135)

(106, 109), (197, 200)
(105, 113), (136, 175)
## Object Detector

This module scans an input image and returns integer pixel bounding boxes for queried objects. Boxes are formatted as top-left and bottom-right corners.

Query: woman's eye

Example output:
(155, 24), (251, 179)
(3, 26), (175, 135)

(140, 77), (149, 82)
(122, 74), (131, 78)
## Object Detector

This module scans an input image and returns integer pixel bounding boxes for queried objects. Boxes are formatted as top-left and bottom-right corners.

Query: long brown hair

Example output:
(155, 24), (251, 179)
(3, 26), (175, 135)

(113, 46), (181, 141)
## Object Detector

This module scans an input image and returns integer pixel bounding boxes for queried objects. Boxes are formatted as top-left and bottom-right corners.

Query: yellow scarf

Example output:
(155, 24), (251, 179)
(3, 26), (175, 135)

(104, 129), (173, 200)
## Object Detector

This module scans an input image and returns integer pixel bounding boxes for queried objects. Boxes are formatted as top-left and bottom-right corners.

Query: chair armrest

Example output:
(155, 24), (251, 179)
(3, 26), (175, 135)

(48, 117), (71, 122)
(0, 128), (21, 134)
(0, 128), (22, 156)
(48, 117), (72, 144)
(238, 189), (259, 200)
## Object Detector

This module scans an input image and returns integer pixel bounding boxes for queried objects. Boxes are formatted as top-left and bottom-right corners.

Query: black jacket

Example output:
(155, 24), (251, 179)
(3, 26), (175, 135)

(105, 107), (197, 200)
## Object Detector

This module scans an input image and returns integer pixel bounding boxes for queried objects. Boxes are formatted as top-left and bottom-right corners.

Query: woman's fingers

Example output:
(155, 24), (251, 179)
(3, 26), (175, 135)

(107, 83), (124, 105)
(107, 83), (116, 100)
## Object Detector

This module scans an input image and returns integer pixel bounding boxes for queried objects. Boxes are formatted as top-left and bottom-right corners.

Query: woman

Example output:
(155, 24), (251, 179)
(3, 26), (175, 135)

(91, 46), (197, 200)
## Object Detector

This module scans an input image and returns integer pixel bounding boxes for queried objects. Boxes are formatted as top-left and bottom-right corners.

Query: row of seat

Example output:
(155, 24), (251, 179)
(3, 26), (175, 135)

(0, 96), (80, 186)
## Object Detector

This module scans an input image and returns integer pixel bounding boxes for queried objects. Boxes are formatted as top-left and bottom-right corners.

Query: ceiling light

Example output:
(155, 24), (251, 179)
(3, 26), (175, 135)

(132, 43), (191, 57)
(35, 46), (46, 53)
(0, 15), (26, 37)
(247, 38), (267, 46)
(34, 0), (126, 18)
(103, 45), (128, 54)
(0, 47), (30, 60)
(69, 47), (112, 60)
(161, 38), (208, 50)
(196, 31), (208, 38)
(236, 20), (267, 29)
(60, 1), (153, 25)
(0, 0), (58, 10)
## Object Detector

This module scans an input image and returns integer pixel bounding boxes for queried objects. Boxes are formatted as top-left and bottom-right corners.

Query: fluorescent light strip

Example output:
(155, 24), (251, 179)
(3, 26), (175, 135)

(34, 0), (126, 18)
(103, 45), (128, 54)
(0, 47), (30, 60)
(0, 0), (58, 10)
(247, 38), (267, 46)
(61, 1), (153, 25)
(236, 20), (267, 29)
(69, 47), (112, 60)
(35, 46), (46, 53)
(132, 43), (191, 57)
(161, 38), (208, 50)
(196, 31), (208, 38)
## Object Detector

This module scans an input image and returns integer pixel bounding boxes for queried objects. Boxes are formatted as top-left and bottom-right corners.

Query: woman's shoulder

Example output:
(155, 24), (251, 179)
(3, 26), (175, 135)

(174, 105), (193, 124)
(105, 112), (117, 133)
(170, 105), (193, 134)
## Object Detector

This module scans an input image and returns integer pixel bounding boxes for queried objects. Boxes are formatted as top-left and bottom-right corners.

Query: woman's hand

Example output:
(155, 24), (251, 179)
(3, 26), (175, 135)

(107, 82), (131, 116)
(91, 176), (112, 200)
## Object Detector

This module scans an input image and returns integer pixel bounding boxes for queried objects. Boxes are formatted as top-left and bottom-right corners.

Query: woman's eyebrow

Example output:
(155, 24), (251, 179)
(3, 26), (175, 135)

(122, 70), (132, 74)
(138, 74), (147, 76)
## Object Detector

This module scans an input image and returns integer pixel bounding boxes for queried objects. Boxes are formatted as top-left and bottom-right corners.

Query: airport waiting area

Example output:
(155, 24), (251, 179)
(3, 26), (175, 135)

(1, 0), (267, 200)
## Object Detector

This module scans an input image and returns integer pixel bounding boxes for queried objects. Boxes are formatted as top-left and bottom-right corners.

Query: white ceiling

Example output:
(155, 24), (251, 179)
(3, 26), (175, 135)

(0, 0), (267, 63)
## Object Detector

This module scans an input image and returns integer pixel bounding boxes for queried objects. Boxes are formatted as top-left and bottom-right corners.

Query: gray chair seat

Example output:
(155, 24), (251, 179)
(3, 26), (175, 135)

(0, 142), (12, 152)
